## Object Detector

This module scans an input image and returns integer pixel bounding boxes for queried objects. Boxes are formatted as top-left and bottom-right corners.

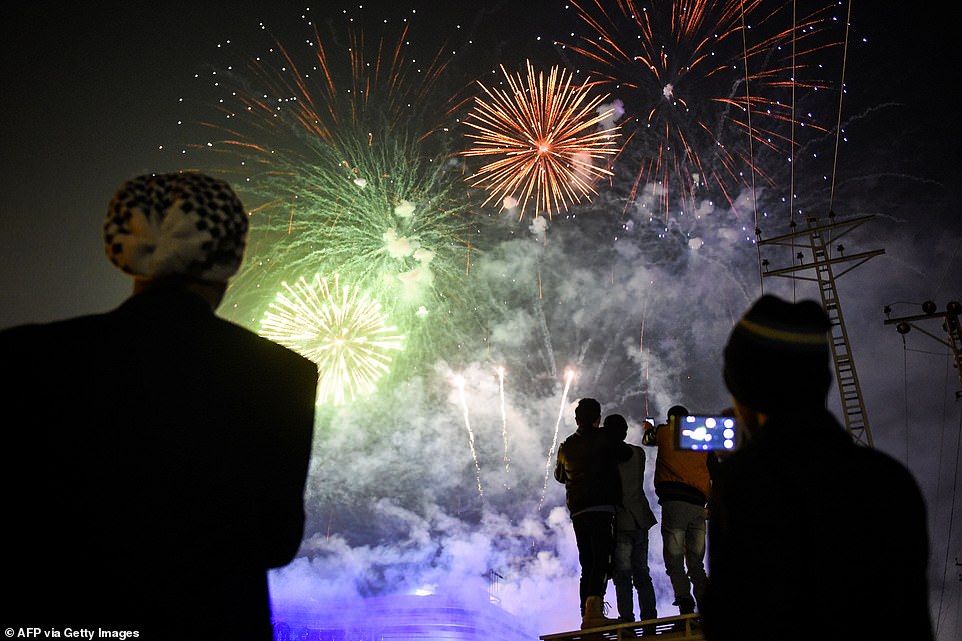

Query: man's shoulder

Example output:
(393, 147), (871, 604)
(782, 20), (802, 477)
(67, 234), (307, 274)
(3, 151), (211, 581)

(0, 322), (43, 347)
(0, 312), (109, 351)
(559, 429), (593, 452)
(215, 318), (317, 376)
(618, 443), (645, 468)
(849, 442), (919, 487)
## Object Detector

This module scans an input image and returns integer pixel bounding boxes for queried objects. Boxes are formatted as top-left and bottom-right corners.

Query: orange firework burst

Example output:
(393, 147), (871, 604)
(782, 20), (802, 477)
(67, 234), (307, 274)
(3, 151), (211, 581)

(563, 0), (841, 218)
(460, 60), (622, 221)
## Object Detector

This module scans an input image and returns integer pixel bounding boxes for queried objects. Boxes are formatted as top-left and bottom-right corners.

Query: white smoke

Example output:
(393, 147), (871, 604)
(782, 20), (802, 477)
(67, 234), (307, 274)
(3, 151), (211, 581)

(265, 186), (768, 636)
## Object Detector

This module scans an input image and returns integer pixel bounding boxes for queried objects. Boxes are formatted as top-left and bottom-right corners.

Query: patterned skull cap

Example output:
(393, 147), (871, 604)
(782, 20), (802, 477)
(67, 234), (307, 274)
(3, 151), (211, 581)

(103, 172), (249, 282)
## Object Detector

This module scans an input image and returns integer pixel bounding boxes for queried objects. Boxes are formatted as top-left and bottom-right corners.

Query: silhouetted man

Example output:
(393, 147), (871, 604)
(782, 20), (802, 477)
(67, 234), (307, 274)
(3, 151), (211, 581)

(642, 405), (713, 615)
(602, 414), (658, 625)
(555, 398), (631, 628)
(702, 294), (934, 641)
(1, 172), (319, 639)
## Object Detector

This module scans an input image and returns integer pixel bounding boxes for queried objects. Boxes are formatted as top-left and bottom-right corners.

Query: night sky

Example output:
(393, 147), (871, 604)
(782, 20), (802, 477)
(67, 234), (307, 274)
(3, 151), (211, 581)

(2, 1), (959, 637)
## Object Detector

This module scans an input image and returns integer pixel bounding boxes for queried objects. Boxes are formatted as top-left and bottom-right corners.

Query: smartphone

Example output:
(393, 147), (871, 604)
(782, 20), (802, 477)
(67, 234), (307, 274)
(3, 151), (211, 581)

(671, 414), (738, 451)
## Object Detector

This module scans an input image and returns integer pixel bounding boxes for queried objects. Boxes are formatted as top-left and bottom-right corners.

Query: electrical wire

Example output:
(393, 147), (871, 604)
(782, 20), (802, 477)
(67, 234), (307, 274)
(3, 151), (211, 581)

(738, 0), (762, 294)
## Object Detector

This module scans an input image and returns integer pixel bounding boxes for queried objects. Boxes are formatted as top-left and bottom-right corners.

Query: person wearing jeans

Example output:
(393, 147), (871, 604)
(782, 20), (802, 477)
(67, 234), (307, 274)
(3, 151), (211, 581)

(659, 500), (708, 613)
(555, 398), (633, 628)
(603, 414), (658, 624)
(643, 405), (715, 615)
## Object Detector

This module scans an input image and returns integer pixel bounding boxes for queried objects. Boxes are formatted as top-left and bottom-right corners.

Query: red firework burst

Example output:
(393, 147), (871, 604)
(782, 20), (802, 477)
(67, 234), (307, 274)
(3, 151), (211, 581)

(562, 0), (842, 218)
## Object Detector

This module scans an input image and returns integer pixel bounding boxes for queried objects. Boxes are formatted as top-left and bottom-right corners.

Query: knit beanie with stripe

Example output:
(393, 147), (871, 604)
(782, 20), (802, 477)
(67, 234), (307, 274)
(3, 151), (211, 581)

(723, 295), (833, 414)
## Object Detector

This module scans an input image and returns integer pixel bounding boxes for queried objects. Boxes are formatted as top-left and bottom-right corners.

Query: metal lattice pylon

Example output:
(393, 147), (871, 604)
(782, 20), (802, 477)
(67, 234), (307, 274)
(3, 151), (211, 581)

(757, 213), (885, 447)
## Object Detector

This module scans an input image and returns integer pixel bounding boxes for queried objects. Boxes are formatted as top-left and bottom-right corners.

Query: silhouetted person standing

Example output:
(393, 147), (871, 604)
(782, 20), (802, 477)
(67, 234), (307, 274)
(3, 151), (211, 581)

(602, 414), (658, 625)
(702, 294), (934, 641)
(1, 172), (319, 639)
(642, 405), (713, 615)
(555, 398), (631, 628)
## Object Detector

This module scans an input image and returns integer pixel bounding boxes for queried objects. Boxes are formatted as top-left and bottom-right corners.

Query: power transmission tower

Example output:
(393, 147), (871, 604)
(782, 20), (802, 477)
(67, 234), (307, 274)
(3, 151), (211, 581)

(883, 300), (962, 399)
(756, 213), (885, 447)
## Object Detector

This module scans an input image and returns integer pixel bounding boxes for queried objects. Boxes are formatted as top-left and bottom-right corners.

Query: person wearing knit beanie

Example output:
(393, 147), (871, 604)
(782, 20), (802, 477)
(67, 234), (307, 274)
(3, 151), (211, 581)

(701, 295), (934, 641)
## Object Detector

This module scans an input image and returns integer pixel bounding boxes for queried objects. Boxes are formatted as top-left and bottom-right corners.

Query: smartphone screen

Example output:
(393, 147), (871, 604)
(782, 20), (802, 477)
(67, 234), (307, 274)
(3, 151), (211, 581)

(672, 414), (738, 451)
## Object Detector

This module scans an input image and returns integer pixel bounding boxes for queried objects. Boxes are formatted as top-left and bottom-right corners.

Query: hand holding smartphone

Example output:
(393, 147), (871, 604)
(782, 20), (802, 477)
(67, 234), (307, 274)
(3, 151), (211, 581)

(671, 414), (739, 451)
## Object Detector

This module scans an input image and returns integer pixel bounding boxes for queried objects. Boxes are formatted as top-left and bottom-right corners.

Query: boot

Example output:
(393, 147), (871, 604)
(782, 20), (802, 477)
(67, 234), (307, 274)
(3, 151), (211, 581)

(673, 597), (696, 632)
(581, 595), (619, 629)
(676, 596), (696, 615)
(617, 615), (637, 639)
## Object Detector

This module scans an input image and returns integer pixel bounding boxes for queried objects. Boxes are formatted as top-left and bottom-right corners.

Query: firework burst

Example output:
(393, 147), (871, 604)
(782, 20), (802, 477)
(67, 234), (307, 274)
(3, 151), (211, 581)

(181, 13), (493, 372)
(562, 0), (842, 218)
(234, 128), (476, 305)
(260, 274), (404, 405)
(460, 60), (622, 221)
(201, 15), (461, 150)
(222, 125), (491, 373)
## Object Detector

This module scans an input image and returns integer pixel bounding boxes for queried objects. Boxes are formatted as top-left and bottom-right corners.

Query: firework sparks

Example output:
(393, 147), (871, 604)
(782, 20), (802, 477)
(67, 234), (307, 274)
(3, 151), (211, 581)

(497, 365), (510, 482)
(453, 374), (484, 499)
(236, 131), (476, 305)
(541, 367), (575, 509)
(226, 128), (488, 373)
(205, 16), (459, 150)
(461, 60), (622, 221)
(185, 14), (491, 371)
(562, 0), (841, 218)
(260, 274), (404, 405)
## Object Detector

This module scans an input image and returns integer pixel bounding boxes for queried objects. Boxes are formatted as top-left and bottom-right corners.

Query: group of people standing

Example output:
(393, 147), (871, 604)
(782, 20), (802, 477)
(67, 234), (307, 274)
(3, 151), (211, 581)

(555, 295), (936, 640)
(554, 401), (714, 630)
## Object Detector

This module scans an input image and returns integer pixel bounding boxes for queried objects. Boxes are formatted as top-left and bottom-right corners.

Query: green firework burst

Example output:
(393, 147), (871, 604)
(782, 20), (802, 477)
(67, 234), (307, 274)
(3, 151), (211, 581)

(224, 126), (488, 374)
(188, 19), (495, 376)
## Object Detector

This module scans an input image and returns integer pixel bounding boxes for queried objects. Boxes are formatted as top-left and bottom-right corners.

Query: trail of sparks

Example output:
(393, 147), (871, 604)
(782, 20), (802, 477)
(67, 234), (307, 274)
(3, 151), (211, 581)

(497, 365), (510, 482)
(260, 274), (404, 405)
(640, 279), (653, 418)
(541, 368), (575, 509)
(461, 60), (622, 221)
(537, 291), (557, 379)
(454, 374), (484, 500)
